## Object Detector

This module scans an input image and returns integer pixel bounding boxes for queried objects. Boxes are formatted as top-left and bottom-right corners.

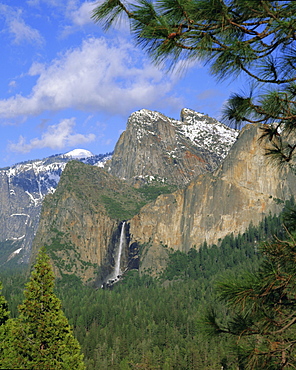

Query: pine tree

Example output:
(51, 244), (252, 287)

(92, 0), (296, 165)
(205, 235), (296, 369)
(0, 281), (9, 326)
(2, 248), (85, 370)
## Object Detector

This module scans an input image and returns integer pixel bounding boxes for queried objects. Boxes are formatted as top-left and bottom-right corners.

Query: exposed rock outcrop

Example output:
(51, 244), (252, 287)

(33, 116), (296, 281)
(108, 108), (238, 186)
(31, 161), (151, 283)
(128, 124), (296, 275)
(0, 153), (110, 265)
(30, 108), (240, 282)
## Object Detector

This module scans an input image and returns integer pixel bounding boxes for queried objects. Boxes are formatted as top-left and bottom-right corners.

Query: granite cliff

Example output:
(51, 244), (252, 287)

(32, 113), (296, 282)
(31, 162), (133, 282)
(129, 124), (296, 275)
(31, 108), (239, 282)
(1, 108), (237, 270)
(108, 108), (238, 186)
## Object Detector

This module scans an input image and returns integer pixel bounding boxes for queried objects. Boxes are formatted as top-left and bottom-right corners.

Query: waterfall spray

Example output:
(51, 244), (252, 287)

(114, 221), (125, 279)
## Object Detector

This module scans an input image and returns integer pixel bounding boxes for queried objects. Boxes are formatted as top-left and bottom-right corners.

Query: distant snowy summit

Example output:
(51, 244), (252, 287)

(0, 149), (112, 264)
(63, 149), (94, 159)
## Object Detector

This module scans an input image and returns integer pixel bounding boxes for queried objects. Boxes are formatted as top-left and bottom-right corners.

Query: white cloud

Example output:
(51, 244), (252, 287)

(0, 4), (44, 45)
(0, 37), (179, 120)
(9, 17), (44, 45)
(68, 1), (97, 26)
(8, 118), (96, 153)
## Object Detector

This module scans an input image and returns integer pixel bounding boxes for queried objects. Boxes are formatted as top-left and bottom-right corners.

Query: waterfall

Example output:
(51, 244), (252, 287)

(104, 221), (126, 287)
(113, 221), (125, 279)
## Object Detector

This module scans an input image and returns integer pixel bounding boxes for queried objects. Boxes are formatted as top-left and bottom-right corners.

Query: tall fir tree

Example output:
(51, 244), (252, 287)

(1, 248), (85, 370)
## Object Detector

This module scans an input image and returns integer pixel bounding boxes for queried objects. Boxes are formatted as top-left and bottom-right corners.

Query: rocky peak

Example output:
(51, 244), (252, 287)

(180, 108), (239, 158)
(108, 108), (239, 187)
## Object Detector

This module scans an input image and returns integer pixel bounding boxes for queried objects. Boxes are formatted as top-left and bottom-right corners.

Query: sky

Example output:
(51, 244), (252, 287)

(0, 0), (244, 168)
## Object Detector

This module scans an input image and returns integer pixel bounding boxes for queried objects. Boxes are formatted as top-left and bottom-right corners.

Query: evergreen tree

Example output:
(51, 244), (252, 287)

(205, 236), (296, 369)
(92, 0), (296, 165)
(2, 248), (85, 370)
(0, 281), (10, 368)
(0, 282), (9, 326)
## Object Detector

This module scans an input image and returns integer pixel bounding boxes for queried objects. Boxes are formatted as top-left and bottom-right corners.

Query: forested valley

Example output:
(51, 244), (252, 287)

(0, 199), (293, 369)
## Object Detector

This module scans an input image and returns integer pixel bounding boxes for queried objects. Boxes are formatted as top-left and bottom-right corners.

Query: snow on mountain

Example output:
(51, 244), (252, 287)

(0, 150), (112, 264)
(110, 108), (239, 187)
(179, 108), (239, 159)
(128, 108), (239, 160)
(64, 149), (94, 159)
(0, 107), (239, 265)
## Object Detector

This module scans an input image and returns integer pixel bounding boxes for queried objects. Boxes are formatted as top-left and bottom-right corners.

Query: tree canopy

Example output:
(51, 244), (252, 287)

(205, 233), (296, 369)
(92, 0), (296, 165)
(1, 248), (85, 370)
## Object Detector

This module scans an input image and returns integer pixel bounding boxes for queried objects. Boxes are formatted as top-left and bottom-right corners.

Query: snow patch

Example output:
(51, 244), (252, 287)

(64, 149), (94, 159)
(7, 247), (24, 262)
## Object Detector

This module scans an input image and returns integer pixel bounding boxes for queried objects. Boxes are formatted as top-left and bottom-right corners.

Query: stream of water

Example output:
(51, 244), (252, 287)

(113, 221), (125, 279)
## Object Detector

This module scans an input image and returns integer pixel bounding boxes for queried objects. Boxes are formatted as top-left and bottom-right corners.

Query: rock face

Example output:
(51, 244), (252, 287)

(108, 108), (238, 186)
(21, 111), (296, 281)
(31, 161), (148, 283)
(128, 124), (296, 275)
(0, 152), (111, 265)
(30, 108), (239, 282)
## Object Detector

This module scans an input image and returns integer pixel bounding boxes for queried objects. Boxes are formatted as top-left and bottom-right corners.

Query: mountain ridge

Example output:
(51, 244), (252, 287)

(30, 108), (240, 283)
(108, 108), (238, 186)
(0, 151), (111, 265)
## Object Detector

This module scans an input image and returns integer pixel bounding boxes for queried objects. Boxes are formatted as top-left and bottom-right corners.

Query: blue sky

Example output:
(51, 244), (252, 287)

(0, 0), (243, 168)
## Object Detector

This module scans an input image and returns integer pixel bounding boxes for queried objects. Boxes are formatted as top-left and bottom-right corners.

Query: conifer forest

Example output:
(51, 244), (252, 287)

(1, 201), (295, 369)
(1, 0), (296, 368)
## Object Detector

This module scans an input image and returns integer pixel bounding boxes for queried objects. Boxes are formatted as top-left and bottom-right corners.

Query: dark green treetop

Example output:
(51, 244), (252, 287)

(0, 281), (9, 326)
(1, 247), (85, 370)
(205, 235), (296, 369)
(92, 0), (296, 165)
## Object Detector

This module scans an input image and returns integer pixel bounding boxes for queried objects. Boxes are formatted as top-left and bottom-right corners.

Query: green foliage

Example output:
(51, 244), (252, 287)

(0, 211), (289, 369)
(93, 0), (296, 165)
(100, 194), (145, 220)
(282, 196), (296, 232)
(0, 282), (9, 326)
(0, 248), (85, 370)
(50, 161), (177, 222)
(162, 213), (284, 281)
(0, 239), (24, 268)
(100, 181), (177, 220)
(204, 208), (296, 369)
(136, 182), (177, 202)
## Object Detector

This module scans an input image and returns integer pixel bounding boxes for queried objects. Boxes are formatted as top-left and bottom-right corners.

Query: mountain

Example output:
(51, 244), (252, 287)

(129, 123), (296, 275)
(33, 118), (296, 283)
(31, 162), (144, 283)
(0, 151), (111, 266)
(2, 108), (237, 272)
(8, 108), (292, 285)
(108, 108), (238, 186)
(30, 108), (240, 283)
(63, 149), (94, 159)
